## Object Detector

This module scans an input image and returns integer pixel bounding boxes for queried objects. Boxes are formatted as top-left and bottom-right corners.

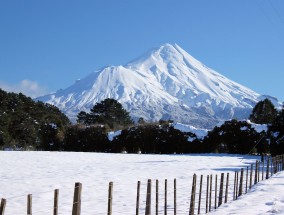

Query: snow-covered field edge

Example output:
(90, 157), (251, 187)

(0, 152), (283, 215)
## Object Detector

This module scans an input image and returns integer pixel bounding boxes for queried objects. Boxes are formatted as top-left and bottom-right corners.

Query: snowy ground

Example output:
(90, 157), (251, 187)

(0, 152), (282, 215)
(211, 171), (284, 215)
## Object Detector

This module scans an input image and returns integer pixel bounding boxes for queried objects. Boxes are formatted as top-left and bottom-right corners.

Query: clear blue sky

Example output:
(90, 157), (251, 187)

(0, 0), (284, 101)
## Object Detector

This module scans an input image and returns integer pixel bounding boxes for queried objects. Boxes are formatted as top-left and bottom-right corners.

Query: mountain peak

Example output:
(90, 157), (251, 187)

(37, 43), (279, 128)
(154, 43), (183, 51)
(156, 43), (180, 52)
(126, 43), (202, 73)
(153, 43), (183, 60)
(147, 43), (187, 60)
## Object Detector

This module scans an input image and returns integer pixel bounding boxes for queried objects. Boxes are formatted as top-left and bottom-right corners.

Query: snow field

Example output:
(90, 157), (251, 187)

(211, 171), (284, 215)
(0, 152), (263, 214)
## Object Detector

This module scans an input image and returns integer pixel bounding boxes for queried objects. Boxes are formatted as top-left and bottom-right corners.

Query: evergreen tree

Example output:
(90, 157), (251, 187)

(249, 99), (277, 124)
(77, 111), (89, 124)
(203, 119), (263, 154)
(77, 98), (133, 129)
(111, 123), (194, 154)
(137, 117), (145, 125)
(64, 124), (110, 152)
(268, 108), (284, 155)
(0, 88), (70, 150)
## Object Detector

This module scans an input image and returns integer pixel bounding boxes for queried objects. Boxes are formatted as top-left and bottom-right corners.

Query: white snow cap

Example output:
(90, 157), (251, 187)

(37, 43), (281, 128)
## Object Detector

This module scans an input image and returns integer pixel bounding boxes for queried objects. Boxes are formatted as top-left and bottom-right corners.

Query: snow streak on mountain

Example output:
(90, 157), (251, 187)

(37, 44), (279, 128)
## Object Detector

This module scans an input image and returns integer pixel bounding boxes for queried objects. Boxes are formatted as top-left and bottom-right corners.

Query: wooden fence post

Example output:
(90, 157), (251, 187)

(238, 169), (244, 197)
(249, 164), (253, 189)
(235, 172), (239, 200)
(271, 158), (273, 177)
(214, 175), (217, 209)
(53, 189), (59, 215)
(0, 199), (6, 215)
(209, 175), (212, 212)
(258, 161), (260, 182)
(72, 182), (82, 215)
(278, 157), (280, 172)
(189, 174), (197, 215)
(245, 166), (248, 193)
(275, 158), (278, 173)
(277, 156), (279, 171)
(225, 173), (229, 203)
(276, 157), (278, 173)
(280, 155), (282, 171)
(279, 156), (281, 171)
(274, 156), (277, 174)
(262, 161), (264, 181)
(164, 179), (167, 215)
(174, 179), (177, 215)
(136, 181), (141, 215)
(254, 161), (258, 185)
(145, 179), (151, 215)
(156, 180), (158, 215)
(218, 173), (224, 207)
(198, 175), (203, 214)
(107, 182), (113, 215)
(266, 157), (270, 179)
(233, 172), (236, 200)
(206, 175), (209, 213)
(27, 194), (32, 215)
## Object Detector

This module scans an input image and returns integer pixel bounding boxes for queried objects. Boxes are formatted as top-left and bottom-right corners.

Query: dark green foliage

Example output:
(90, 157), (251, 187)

(77, 111), (89, 124)
(268, 108), (284, 155)
(77, 98), (133, 129)
(3, 88), (283, 155)
(64, 124), (110, 152)
(0, 89), (70, 150)
(137, 117), (145, 125)
(111, 124), (200, 154)
(249, 99), (277, 124)
(203, 119), (265, 154)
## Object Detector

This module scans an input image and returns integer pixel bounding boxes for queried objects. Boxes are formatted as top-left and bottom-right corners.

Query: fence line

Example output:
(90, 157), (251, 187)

(1, 154), (284, 215)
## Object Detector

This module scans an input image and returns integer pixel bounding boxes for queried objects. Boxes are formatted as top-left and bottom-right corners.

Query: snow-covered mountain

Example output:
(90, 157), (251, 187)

(37, 43), (280, 128)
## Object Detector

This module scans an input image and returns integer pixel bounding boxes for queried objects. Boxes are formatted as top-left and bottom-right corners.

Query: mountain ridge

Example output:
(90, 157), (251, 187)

(37, 43), (280, 128)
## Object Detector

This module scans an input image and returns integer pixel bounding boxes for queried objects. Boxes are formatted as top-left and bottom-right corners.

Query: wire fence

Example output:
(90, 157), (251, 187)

(0, 154), (283, 215)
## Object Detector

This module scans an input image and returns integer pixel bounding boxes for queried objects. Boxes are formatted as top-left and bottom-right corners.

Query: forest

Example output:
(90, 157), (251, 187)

(1, 88), (284, 155)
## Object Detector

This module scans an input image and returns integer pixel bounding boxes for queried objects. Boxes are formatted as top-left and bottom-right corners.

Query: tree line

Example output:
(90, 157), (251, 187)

(0, 89), (70, 150)
(1, 88), (284, 155)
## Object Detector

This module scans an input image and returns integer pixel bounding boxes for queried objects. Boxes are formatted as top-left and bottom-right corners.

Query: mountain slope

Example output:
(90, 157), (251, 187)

(37, 43), (279, 128)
